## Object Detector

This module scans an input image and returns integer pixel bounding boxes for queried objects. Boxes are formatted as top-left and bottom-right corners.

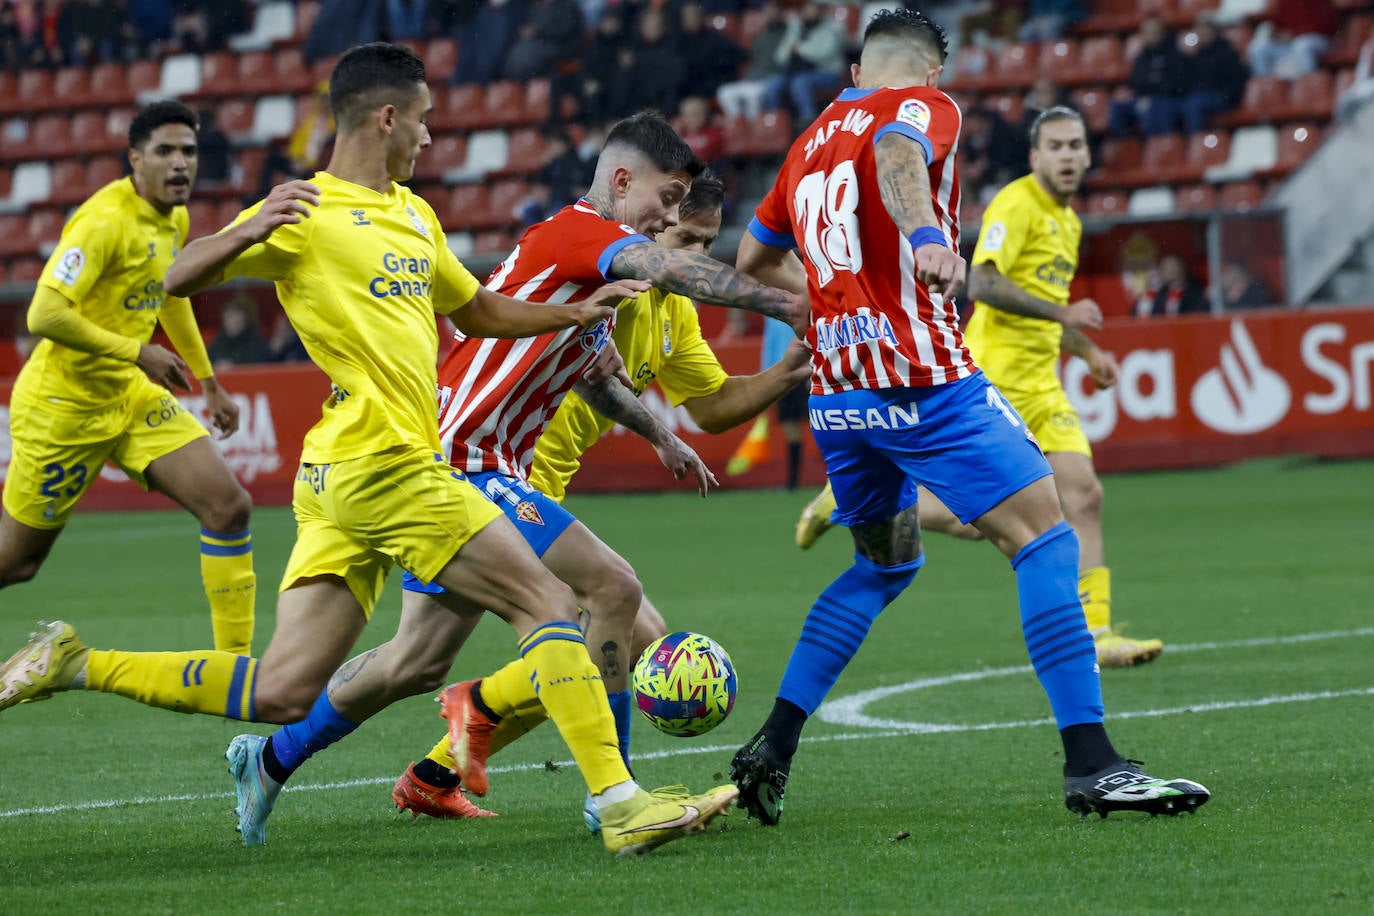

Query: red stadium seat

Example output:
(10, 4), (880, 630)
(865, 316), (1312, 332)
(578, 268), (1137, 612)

(1175, 184), (1217, 212)
(472, 229), (514, 256)
(1219, 77), (1285, 127)
(414, 134), (466, 181)
(503, 128), (545, 175)
(69, 111), (108, 155)
(48, 161), (90, 207)
(187, 200), (219, 239)
(1076, 36), (1128, 85)
(272, 48), (314, 95)
(489, 180), (529, 225)
(1218, 181), (1264, 213)
(53, 67), (93, 110)
(427, 38), (460, 83)
(0, 214), (29, 257)
(1137, 133), (1187, 185)
(237, 51), (278, 95)
(14, 115), (73, 162)
(1039, 40), (1081, 84)
(0, 166), (11, 199)
(484, 82), (528, 128)
(27, 209), (66, 253)
(84, 62), (128, 107)
(1089, 137), (1141, 189)
(86, 157), (124, 190)
(1085, 191), (1127, 216)
(431, 84), (485, 131)
(1270, 123), (1323, 175)
(946, 45), (993, 92)
(1076, 0), (1141, 34)
(1324, 15), (1372, 67)
(126, 60), (161, 99)
(1072, 87), (1110, 133)
(217, 99), (256, 140)
(989, 42), (1038, 90)
(447, 184), (494, 230)
(196, 53), (238, 99)
(106, 109), (136, 151)
(1283, 71), (1334, 121)
(751, 110), (794, 157)
(0, 72), (13, 116)
(988, 93), (1024, 125)
(6, 70), (53, 117)
(1174, 130), (1231, 183)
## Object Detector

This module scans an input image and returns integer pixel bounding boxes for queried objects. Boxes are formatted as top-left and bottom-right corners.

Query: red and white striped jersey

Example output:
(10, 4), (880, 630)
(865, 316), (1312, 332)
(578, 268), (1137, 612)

(749, 86), (975, 394)
(436, 201), (650, 477)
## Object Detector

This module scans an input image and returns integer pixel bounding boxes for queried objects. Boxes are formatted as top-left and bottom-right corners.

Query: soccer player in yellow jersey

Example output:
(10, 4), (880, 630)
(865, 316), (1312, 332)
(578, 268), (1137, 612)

(387, 172), (810, 823)
(796, 107), (1162, 668)
(0, 101), (256, 655)
(0, 43), (738, 856)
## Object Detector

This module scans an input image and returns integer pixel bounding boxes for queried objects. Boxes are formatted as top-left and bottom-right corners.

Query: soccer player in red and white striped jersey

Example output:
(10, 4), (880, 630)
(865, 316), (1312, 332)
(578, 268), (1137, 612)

(729, 8), (1209, 826)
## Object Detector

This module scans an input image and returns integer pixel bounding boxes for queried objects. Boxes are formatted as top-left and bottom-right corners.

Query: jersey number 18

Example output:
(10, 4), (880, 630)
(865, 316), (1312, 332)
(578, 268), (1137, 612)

(794, 161), (863, 288)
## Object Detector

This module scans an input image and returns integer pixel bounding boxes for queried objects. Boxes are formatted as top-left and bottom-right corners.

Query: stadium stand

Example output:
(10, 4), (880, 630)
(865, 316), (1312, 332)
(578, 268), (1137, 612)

(0, 0), (1369, 298)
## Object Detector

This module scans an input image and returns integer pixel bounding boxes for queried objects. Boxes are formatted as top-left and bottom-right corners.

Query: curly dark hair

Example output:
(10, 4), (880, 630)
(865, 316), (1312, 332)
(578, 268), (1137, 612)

(863, 8), (949, 64)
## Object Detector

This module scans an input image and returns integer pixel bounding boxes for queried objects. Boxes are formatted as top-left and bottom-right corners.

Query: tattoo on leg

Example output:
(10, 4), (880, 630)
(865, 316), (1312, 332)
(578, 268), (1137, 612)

(850, 503), (923, 566)
(600, 641), (621, 679)
(328, 648), (378, 690)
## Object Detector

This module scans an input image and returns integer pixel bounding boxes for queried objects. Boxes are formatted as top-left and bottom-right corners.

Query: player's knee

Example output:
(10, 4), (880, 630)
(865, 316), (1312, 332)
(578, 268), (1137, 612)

(853, 553), (923, 604)
(0, 559), (41, 586)
(528, 574), (580, 624)
(1063, 475), (1104, 523)
(588, 560), (643, 624)
(200, 485), (252, 534)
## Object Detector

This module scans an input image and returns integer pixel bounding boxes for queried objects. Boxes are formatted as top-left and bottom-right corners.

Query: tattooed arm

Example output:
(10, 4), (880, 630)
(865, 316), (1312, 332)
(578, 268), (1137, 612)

(1062, 324), (1120, 390)
(874, 132), (965, 297)
(573, 375), (718, 496)
(609, 241), (804, 332)
(968, 262), (1104, 329)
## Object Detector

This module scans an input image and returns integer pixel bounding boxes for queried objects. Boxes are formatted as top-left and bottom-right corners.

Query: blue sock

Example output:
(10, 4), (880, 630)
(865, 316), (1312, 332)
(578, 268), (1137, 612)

(263, 691), (358, 783)
(1012, 522), (1103, 728)
(607, 689), (632, 768)
(777, 553), (923, 720)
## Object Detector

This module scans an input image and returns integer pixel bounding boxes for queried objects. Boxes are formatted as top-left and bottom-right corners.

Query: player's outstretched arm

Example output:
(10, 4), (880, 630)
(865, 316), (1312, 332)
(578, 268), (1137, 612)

(451, 281), (647, 339)
(609, 243), (806, 335)
(573, 375), (718, 497)
(685, 338), (811, 434)
(165, 180), (321, 297)
(874, 132), (965, 297)
(968, 262), (1104, 330)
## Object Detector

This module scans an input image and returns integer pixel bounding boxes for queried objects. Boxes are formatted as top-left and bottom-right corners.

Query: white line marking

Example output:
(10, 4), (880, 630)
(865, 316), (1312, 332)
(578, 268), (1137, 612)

(2, 629), (1370, 819)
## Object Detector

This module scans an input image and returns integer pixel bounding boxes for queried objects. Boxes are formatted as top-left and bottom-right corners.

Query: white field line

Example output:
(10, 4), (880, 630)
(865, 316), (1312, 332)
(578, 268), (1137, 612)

(1, 629), (1370, 819)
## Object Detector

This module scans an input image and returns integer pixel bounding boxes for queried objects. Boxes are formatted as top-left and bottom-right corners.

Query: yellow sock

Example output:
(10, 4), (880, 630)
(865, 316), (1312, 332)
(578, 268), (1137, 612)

(200, 527), (256, 655)
(1079, 566), (1112, 633)
(84, 649), (257, 719)
(517, 622), (628, 795)
(476, 657), (540, 718)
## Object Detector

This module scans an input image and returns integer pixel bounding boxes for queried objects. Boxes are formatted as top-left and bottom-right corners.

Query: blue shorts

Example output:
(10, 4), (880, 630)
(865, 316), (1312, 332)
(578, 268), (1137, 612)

(811, 372), (1052, 527)
(400, 470), (576, 595)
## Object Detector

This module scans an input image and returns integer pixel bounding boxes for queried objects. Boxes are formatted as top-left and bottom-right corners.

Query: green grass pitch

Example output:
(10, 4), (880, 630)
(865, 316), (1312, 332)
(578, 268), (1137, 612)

(1, 458), (1371, 913)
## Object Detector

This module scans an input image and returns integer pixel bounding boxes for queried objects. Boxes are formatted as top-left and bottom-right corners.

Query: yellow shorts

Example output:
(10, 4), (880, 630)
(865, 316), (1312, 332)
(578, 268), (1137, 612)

(3, 376), (208, 529)
(282, 446), (505, 616)
(1003, 385), (1093, 457)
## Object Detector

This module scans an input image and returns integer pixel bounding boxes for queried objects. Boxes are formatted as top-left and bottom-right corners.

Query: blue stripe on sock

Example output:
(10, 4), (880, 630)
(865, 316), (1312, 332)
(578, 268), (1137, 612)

(518, 622), (585, 656)
(202, 526), (252, 541)
(193, 659), (207, 686)
(1021, 601), (1084, 634)
(201, 541), (252, 557)
(225, 655), (250, 720)
(181, 660), (194, 688)
(1024, 616), (1091, 656)
(1034, 637), (1098, 674)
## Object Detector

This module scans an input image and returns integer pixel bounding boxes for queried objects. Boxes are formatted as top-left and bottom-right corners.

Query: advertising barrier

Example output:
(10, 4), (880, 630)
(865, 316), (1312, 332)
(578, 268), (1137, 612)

(1, 306), (1371, 510)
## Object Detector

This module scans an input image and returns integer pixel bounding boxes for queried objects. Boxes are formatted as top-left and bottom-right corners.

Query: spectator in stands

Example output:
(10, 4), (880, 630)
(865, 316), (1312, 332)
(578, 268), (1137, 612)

(305, 0), (383, 64)
(513, 180), (553, 225)
(196, 108), (232, 187)
(678, 95), (725, 169)
(579, 9), (626, 125)
(128, 0), (174, 55)
(1248, 0), (1337, 80)
(611, 9), (684, 117)
(676, 2), (744, 102)
(58, 0), (111, 65)
(451, 0), (525, 85)
(209, 297), (269, 370)
(537, 127), (583, 206)
(1022, 76), (1069, 137)
(961, 106), (1026, 203)
(1108, 16), (1187, 137)
(717, 0), (788, 120)
(171, 1), (210, 53)
(202, 0), (252, 51)
(1219, 260), (1278, 310)
(1137, 255), (1209, 318)
(1018, 0), (1087, 42)
(1179, 17), (1248, 134)
(265, 314), (309, 364)
(501, 0), (582, 81)
(575, 122), (605, 189)
(0, 5), (22, 71)
(762, 0), (846, 125)
(385, 0), (429, 40)
(957, 1), (1024, 49)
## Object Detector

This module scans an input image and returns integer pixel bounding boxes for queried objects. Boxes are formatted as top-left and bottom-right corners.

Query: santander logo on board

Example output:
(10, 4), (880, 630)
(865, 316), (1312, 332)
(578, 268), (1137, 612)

(1189, 320), (1292, 434)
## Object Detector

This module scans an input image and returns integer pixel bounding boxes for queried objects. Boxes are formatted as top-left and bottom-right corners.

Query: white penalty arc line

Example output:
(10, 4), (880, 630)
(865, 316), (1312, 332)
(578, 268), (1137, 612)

(1, 628), (1371, 820)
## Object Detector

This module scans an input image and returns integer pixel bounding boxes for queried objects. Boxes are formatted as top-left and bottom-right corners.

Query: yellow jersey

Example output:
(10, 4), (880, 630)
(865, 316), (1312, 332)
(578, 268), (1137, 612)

(16, 178), (191, 406)
(963, 173), (1082, 393)
(223, 171), (480, 463)
(528, 287), (727, 501)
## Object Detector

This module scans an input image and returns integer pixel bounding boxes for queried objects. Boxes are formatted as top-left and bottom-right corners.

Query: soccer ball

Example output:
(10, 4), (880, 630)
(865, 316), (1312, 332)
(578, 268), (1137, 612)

(632, 631), (737, 738)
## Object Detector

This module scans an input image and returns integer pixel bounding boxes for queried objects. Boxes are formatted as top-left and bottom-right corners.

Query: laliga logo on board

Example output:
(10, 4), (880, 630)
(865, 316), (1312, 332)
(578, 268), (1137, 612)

(1190, 320), (1291, 435)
